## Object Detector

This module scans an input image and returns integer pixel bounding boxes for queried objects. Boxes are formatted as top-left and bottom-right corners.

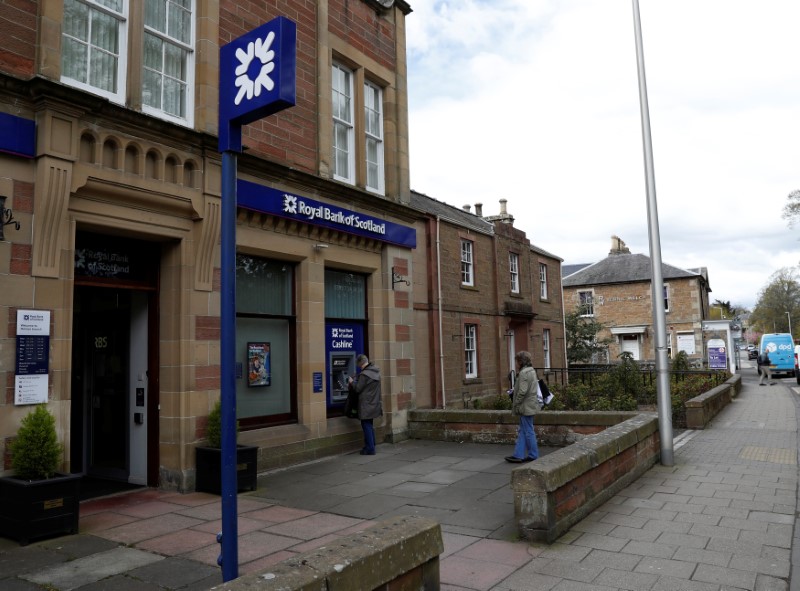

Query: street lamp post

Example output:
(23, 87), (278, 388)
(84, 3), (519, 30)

(787, 312), (792, 338)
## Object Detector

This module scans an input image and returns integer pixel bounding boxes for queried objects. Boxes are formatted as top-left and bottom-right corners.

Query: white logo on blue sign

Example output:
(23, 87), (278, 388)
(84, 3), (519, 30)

(235, 32), (277, 105)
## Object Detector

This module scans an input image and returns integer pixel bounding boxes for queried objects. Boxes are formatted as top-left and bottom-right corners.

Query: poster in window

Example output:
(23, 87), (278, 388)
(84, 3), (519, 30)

(247, 342), (270, 387)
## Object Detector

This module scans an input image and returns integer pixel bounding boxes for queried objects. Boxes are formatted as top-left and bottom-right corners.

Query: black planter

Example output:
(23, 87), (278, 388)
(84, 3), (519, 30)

(195, 445), (258, 494)
(0, 472), (81, 545)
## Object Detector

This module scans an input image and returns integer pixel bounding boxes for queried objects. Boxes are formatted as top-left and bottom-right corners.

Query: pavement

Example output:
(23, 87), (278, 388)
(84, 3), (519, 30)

(1, 357), (798, 591)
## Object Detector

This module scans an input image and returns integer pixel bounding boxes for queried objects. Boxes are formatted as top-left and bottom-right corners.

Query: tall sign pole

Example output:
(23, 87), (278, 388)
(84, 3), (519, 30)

(217, 17), (296, 582)
(632, 0), (674, 465)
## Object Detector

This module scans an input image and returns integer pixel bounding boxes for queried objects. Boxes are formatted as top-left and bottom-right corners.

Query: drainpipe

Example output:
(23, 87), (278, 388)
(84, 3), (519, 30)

(436, 216), (446, 408)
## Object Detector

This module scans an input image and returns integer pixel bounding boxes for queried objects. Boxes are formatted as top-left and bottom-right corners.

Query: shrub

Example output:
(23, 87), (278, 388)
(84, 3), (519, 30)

(205, 399), (239, 448)
(11, 405), (62, 480)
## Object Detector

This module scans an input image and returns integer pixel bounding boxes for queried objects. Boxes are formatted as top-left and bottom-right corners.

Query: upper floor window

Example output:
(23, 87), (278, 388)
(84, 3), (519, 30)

(578, 290), (594, 316)
(61, 0), (195, 126)
(461, 240), (474, 286)
(332, 63), (355, 184)
(539, 263), (548, 299)
(142, 0), (195, 124)
(464, 324), (477, 378)
(62, 0), (128, 104)
(663, 284), (670, 313)
(543, 328), (551, 369)
(509, 252), (519, 293)
(364, 81), (384, 194)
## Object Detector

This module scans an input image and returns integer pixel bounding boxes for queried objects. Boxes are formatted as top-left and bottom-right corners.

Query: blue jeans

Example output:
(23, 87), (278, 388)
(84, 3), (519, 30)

(361, 419), (376, 453)
(513, 415), (539, 460)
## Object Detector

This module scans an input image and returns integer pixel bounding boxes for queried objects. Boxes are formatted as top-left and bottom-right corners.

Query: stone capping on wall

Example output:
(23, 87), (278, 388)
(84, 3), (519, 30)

(210, 515), (443, 591)
(684, 373), (741, 430)
(408, 408), (660, 544)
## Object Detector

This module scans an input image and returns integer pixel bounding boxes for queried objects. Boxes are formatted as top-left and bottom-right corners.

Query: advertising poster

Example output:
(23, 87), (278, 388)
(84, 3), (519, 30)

(247, 342), (270, 387)
(707, 338), (727, 370)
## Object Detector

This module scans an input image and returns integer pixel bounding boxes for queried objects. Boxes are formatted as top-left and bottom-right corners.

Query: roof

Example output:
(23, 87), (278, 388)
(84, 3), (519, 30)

(562, 253), (702, 287)
(530, 244), (563, 262)
(409, 190), (494, 235)
(562, 263), (591, 278)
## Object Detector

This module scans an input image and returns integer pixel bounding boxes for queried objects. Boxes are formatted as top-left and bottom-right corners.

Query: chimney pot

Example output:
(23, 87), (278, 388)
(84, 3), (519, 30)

(462, 204), (471, 212)
(499, 199), (508, 215)
(474, 203), (483, 217)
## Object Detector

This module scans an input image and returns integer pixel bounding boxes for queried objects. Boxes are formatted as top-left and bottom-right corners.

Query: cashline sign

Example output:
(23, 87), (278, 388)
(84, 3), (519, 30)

(325, 323), (364, 408)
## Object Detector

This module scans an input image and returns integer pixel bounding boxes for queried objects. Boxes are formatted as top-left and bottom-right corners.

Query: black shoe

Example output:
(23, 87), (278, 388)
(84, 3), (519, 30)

(759, 384), (766, 386)
(505, 456), (524, 463)
(360, 450), (375, 455)
(523, 457), (536, 463)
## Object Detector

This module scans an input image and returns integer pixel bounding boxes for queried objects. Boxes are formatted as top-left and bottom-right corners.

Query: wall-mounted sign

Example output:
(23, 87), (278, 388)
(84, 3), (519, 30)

(238, 180), (417, 249)
(15, 310), (50, 405)
(74, 233), (159, 284)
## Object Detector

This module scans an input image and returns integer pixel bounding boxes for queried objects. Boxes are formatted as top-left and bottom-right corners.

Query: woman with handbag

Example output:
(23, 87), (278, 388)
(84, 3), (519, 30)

(505, 351), (540, 463)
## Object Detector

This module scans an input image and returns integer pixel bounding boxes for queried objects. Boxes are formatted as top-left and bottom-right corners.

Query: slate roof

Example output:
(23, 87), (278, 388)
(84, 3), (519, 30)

(561, 253), (702, 287)
(562, 263), (591, 278)
(410, 190), (493, 235)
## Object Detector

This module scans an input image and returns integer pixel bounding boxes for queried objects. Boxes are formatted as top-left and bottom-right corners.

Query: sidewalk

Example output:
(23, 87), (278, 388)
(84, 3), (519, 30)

(0, 362), (796, 590)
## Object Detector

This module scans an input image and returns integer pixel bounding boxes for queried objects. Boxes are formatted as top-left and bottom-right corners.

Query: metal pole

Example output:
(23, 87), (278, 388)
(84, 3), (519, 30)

(219, 150), (239, 581)
(632, 0), (673, 466)
(787, 311), (792, 337)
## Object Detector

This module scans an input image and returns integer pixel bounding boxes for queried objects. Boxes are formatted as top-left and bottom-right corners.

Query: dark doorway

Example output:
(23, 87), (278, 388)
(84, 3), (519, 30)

(72, 287), (131, 481)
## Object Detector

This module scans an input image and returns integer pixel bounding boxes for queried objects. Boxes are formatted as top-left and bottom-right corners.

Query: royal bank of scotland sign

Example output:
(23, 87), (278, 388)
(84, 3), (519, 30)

(219, 17), (297, 151)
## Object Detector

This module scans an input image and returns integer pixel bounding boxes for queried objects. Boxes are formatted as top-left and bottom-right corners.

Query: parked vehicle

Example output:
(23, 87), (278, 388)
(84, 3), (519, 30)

(748, 349), (759, 360)
(758, 333), (795, 378)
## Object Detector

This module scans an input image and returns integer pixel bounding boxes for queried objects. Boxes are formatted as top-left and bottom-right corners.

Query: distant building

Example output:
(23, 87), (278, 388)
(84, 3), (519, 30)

(411, 193), (566, 407)
(562, 236), (711, 364)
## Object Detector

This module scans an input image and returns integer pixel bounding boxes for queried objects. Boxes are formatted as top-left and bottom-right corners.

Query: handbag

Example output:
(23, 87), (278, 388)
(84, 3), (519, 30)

(538, 379), (555, 407)
(344, 386), (359, 419)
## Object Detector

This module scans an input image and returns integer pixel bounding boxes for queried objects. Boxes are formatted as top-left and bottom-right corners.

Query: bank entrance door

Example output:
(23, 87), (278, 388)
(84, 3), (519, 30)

(71, 232), (159, 487)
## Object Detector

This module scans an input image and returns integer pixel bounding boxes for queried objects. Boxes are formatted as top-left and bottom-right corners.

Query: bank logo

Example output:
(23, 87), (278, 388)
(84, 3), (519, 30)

(283, 194), (298, 214)
(234, 31), (277, 106)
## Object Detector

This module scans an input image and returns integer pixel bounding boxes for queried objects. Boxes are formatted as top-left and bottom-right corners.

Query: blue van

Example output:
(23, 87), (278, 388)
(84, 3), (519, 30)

(758, 333), (795, 378)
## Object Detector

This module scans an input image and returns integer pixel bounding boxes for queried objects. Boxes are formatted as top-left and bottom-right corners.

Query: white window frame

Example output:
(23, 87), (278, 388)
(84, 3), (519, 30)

(578, 290), (594, 317)
(141, 0), (196, 127)
(364, 80), (384, 195)
(461, 240), (474, 286)
(539, 263), (548, 299)
(464, 324), (477, 378)
(543, 328), (551, 370)
(663, 284), (670, 313)
(509, 252), (519, 294)
(61, 0), (129, 105)
(332, 63), (355, 184)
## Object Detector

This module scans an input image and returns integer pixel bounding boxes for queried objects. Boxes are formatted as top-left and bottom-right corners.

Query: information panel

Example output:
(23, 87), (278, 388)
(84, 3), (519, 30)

(15, 310), (50, 405)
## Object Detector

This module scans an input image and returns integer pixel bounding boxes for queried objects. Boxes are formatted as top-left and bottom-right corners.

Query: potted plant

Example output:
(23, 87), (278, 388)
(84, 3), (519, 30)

(0, 405), (81, 545)
(195, 400), (258, 494)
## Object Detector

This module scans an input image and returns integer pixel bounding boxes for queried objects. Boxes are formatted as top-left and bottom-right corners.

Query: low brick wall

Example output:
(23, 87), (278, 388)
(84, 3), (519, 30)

(684, 374), (741, 430)
(211, 515), (442, 591)
(409, 409), (660, 543)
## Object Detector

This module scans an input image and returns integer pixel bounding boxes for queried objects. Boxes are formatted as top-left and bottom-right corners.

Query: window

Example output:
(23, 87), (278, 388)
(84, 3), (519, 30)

(461, 240), (474, 286)
(61, 0), (195, 126)
(663, 284), (670, 313)
(578, 290), (594, 316)
(364, 81), (384, 194)
(332, 63), (355, 183)
(539, 263), (548, 299)
(142, 0), (195, 124)
(543, 329), (551, 369)
(509, 252), (519, 293)
(464, 324), (477, 378)
(62, 0), (128, 104)
(236, 255), (295, 425)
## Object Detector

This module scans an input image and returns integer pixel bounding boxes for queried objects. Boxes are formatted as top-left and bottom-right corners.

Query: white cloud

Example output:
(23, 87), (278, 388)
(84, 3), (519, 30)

(407, 0), (800, 309)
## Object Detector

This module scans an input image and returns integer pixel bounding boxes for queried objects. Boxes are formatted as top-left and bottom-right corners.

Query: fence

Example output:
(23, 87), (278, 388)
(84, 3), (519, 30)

(537, 366), (729, 390)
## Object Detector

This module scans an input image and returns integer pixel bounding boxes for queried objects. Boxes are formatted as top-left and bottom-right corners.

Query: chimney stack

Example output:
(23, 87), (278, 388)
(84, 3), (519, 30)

(609, 235), (631, 255)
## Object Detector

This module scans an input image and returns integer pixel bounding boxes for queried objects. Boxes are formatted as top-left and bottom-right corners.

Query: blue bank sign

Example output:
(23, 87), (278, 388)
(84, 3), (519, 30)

(219, 16), (296, 151)
(238, 180), (417, 248)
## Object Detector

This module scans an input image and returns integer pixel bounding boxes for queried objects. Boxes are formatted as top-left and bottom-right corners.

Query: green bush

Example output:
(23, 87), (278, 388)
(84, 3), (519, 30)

(11, 405), (62, 480)
(205, 399), (239, 448)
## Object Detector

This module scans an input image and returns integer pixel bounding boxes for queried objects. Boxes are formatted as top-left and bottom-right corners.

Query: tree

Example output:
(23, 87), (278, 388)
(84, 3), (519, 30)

(709, 299), (747, 320)
(565, 308), (612, 364)
(782, 190), (800, 227)
(749, 268), (800, 334)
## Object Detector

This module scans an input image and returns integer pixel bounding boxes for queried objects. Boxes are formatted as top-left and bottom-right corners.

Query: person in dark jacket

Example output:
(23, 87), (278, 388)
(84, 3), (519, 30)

(347, 354), (383, 455)
(505, 350), (540, 463)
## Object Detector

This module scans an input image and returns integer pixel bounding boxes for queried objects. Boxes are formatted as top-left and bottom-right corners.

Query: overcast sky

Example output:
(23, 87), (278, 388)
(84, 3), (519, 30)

(405, 0), (800, 310)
